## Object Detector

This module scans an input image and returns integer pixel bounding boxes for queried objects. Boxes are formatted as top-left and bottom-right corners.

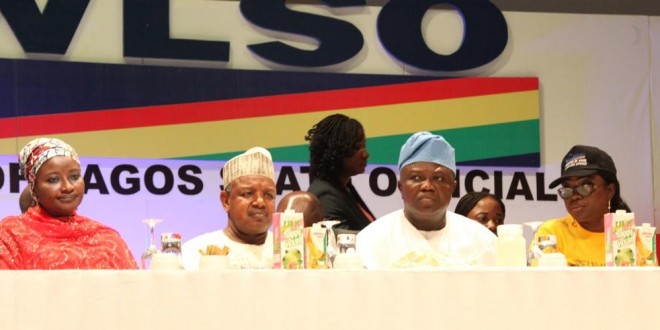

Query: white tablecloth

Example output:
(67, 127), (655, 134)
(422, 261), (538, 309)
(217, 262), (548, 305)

(1, 268), (658, 330)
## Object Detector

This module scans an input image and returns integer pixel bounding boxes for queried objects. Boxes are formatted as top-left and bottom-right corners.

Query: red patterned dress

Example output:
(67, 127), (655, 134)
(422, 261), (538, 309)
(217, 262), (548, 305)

(0, 207), (138, 269)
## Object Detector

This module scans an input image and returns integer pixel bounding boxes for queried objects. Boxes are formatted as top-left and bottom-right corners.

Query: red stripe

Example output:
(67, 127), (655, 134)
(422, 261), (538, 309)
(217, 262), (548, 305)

(0, 77), (537, 138)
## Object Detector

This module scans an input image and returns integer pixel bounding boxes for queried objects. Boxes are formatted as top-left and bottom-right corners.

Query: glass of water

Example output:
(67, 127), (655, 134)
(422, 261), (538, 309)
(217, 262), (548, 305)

(140, 218), (163, 269)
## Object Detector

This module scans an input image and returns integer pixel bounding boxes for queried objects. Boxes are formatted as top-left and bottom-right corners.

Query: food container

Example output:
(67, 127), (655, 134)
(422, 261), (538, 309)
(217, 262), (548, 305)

(199, 255), (230, 270)
(150, 253), (183, 270)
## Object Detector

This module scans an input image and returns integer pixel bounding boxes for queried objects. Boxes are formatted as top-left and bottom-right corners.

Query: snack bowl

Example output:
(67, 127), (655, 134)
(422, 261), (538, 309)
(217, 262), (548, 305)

(199, 255), (230, 270)
(537, 252), (567, 267)
(332, 249), (364, 270)
(150, 253), (183, 270)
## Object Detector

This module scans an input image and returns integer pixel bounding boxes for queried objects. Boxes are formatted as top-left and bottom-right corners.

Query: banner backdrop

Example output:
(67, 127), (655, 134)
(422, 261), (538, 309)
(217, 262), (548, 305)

(0, 2), (658, 260)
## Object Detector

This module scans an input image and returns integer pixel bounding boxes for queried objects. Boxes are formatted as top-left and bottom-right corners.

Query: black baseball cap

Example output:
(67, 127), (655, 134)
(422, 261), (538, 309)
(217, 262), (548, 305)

(548, 145), (617, 189)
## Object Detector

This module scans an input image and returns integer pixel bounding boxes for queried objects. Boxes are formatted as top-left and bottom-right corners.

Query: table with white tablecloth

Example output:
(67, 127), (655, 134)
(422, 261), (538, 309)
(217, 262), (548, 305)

(1, 268), (658, 330)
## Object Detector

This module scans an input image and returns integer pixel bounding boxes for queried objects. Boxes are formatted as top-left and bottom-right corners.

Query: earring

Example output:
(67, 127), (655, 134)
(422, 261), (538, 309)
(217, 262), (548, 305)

(31, 191), (38, 206)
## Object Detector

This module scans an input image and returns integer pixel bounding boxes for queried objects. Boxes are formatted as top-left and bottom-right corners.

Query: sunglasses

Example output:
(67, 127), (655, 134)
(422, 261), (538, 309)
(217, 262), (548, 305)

(557, 183), (597, 199)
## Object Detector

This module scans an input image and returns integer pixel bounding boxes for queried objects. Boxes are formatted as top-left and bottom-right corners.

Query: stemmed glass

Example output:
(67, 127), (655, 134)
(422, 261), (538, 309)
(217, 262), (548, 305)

(317, 220), (341, 267)
(523, 221), (544, 266)
(140, 218), (163, 269)
(523, 221), (544, 236)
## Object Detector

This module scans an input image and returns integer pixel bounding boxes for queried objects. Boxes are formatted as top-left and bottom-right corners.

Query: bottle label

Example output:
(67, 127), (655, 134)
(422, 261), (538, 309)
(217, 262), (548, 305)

(161, 232), (182, 255)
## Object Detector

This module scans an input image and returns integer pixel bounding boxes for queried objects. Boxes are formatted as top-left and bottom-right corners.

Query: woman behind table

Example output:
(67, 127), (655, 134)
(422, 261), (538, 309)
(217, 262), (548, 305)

(533, 145), (631, 267)
(0, 138), (138, 269)
(305, 114), (375, 231)
(454, 191), (505, 235)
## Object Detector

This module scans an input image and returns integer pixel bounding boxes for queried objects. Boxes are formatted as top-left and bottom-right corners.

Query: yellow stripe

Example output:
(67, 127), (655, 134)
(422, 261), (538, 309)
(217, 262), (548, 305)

(0, 90), (538, 158)
(0, 139), (21, 156)
(354, 90), (539, 137)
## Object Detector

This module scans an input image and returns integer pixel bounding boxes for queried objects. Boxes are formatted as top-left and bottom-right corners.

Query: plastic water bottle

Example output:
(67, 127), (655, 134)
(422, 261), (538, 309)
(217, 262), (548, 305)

(495, 224), (526, 266)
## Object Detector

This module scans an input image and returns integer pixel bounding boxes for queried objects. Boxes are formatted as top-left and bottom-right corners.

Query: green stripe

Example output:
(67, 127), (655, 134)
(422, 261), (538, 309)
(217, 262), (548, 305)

(177, 146), (310, 162)
(176, 120), (539, 164)
(440, 120), (540, 163)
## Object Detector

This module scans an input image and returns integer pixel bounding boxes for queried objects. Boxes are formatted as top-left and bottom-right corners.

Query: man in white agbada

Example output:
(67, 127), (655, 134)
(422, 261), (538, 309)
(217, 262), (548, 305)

(181, 147), (276, 270)
(356, 132), (497, 269)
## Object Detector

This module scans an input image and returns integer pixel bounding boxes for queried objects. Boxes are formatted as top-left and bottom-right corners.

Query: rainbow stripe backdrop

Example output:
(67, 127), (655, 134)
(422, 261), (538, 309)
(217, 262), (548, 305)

(0, 59), (539, 166)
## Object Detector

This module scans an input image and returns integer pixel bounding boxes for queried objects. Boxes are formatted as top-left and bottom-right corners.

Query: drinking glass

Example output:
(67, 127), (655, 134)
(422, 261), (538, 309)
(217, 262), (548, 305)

(140, 218), (163, 269)
(530, 235), (559, 266)
(337, 234), (357, 254)
(317, 220), (341, 267)
(523, 221), (544, 266)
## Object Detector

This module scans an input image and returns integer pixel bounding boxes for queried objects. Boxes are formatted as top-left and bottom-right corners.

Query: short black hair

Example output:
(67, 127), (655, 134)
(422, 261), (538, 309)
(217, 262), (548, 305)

(454, 191), (506, 219)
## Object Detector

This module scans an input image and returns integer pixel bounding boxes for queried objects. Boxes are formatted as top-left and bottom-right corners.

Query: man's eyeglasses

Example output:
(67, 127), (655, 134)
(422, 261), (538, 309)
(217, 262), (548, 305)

(557, 183), (597, 199)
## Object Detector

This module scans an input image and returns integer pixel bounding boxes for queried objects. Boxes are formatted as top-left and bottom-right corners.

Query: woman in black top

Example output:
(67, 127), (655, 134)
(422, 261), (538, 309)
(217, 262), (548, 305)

(305, 114), (375, 231)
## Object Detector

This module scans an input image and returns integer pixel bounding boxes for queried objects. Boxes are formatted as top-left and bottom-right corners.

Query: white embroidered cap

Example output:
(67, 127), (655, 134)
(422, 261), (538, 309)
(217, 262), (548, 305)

(222, 147), (275, 189)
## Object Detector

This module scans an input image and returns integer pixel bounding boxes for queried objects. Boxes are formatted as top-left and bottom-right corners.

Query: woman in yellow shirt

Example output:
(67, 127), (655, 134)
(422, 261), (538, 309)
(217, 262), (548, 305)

(533, 145), (630, 266)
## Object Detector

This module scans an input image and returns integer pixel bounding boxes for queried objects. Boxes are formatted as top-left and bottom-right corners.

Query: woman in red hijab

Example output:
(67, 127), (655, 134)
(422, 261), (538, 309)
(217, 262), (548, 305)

(0, 138), (138, 269)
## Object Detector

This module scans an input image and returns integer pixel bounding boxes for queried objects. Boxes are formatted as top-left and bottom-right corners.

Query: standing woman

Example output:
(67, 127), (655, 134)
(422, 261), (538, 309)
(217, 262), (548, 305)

(305, 114), (375, 231)
(0, 138), (138, 269)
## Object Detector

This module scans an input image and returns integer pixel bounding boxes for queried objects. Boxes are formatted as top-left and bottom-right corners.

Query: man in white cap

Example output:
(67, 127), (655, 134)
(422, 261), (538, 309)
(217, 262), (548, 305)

(182, 147), (277, 270)
(356, 132), (496, 269)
